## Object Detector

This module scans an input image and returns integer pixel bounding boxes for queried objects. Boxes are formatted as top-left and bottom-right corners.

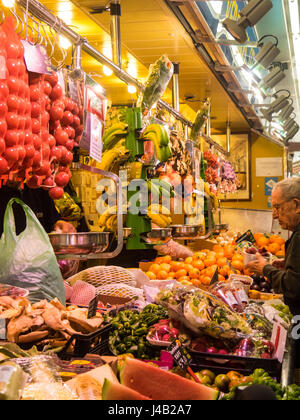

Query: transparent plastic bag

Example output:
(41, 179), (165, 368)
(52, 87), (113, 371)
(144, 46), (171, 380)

(0, 198), (66, 305)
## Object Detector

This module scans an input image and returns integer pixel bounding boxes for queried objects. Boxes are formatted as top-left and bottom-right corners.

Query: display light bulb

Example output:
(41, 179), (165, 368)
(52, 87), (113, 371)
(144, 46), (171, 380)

(59, 35), (72, 50)
(128, 85), (137, 94)
(103, 65), (113, 76)
(2, 0), (15, 7)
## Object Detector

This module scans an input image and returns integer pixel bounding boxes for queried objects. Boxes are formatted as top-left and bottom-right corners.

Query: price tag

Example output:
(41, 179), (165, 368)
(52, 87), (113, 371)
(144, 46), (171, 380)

(167, 339), (191, 372)
(210, 267), (219, 286)
(0, 318), (6, 340)
(21, 40), (52, 75)
(88, 296), (98, 319)
(271, 322), (287, 363)
(236, 230), (255, 245)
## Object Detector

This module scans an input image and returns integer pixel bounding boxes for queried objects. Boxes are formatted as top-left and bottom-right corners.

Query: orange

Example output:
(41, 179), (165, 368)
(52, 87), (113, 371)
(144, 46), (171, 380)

(220, 265), (231, 277)
(192, 260), (205, 271)
(149, 264), (160, 274)
(184, 263), (194, 273)
(154, 257), (166, 264)
(256, 236), (270, 248)
(170, 261), (183, 272)
(191, 279), (202, 287)
(189, 268), (201, 278)
(215, 251), (225, 259)
(146, 271), (156, 280)
(268, 243), (281, 255)
(204, 258), (216, 268)
(281, 244), (285, 251)
(178, 276), (191, 283)
(232, 253), (243, 262)
(213, 244), (224, 253)
(157, 270), (169, 280)
(193, 252), (206, 261)
(276, 250), (285, 258)
(174, 269), (188, 279)
(217, 257), (228, 268)
(160, 263), (171, 273)
(231, 260), (244, 272)
(218, 275), (226, 282)
(168, 271), (176, 279)
(185, 257), (193, 264)
(202, 276), (212, 285)
(162, 255), (172, 263)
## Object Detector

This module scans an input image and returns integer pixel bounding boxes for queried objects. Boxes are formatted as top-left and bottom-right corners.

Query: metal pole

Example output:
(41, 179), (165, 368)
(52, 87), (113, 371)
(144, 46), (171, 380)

(172, 62), (180, 113)
(226, 121), (231, 154)
(74, 43), (82, 71)
(110, 0), (122, 69)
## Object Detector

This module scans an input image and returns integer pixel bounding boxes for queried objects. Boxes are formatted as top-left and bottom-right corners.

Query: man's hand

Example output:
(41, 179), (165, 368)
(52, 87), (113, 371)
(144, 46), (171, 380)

(53, 220), (77, 233)
(245, 253), (268, 277)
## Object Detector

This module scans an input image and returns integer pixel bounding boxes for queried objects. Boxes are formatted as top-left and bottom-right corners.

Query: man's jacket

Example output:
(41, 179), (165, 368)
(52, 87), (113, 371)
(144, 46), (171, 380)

(263, 224), (300, 315)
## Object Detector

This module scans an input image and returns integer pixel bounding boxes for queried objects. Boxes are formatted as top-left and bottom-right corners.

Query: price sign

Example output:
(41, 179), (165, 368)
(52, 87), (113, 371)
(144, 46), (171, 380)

(210, 267), (219, 286)
(22, 40), (52, 75)
(236, 230), (255, 245)
(88, 296), (98, 319)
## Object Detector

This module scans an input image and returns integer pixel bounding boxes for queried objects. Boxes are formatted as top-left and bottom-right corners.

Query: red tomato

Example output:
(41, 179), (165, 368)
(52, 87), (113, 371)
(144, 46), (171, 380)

(30, 85), (40, 102)
(40, 111), (50, 127)
(62, 111), (74, 126)
(55, 128), (68, 146)
(0, 82), (9, 100)
(6, 59), (18, 76)
(44, 72), (58, 87)
(60, 150), (73, 165)
(6, 113), (19, 130)
(32, 134), (42, 150)
(5, 130), (19, 147)
(25, 143), (35, 159)
(17, 145), (26, 162)
(65, 125), (75, 139)
(53, 99), (65, 110)
(27, 175), (43, 189)
(31, 118), (41, 134)
(35, 160), (50, 176)
(6, 42), (20, 59)
(49, 186), (64, 200)
(72, 115), (81, 128)
(32, 151), (42, 168)
(0, 102), (8, 117)
(24, 131), (33, 145)
(31, 102), (41, 118)
(50, 84), (63, 101)
(42, 176), (55, 189)
(50, 106), (64, 121)
(4, 146), (19, 166)
(0, 156), (9, 174)
(65, 139), (74, 151)
(0, 137), (5, 155)
(7, 76), (20, 95)
(41, 144), (50, 160)
(50, 146), (62, 161)
(43, 81), (52, 96)
(0, 119), (7, 136)
(7, 95), (20, 112)
(64, 97), (75, 111)
(47, 134), (56, 149)
(55, 171), (70, 187)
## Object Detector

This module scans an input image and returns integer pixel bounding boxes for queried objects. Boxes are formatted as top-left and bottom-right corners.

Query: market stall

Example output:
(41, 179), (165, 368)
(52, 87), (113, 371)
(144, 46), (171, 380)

(0, 0), (299, 402)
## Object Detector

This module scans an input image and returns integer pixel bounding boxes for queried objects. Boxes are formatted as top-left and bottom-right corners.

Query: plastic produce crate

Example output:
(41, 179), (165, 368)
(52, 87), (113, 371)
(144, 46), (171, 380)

(189, 350), (282, 380)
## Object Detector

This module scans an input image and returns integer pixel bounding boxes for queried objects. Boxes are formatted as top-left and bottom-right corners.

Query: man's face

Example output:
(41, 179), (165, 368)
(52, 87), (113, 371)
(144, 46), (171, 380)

(272, 187), (300, 231)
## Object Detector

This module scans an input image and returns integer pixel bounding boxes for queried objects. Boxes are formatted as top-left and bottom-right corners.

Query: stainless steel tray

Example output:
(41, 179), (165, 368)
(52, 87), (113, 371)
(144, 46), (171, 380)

(49, 232), (110, 256)
(170, 225), (202, 238)
(214, 224), (229, 233)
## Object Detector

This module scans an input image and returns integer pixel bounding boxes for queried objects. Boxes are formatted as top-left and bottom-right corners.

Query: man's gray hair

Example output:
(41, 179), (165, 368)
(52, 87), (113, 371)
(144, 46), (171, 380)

(274, 177), (300, 200)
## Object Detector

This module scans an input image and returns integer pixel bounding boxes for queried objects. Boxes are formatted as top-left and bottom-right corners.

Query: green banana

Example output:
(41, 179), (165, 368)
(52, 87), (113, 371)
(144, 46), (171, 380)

(143, 124), (172, 163)
(103, 123), (128, 151)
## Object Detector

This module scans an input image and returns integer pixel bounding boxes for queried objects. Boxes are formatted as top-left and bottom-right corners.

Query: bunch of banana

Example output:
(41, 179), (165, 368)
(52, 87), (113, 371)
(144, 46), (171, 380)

(98, 141), (129, 173)
(142, 124), (172, 163)
(147, 204), (172, 228)
(98, 204), (127, 232)
(103, 122), (129, 151)
(204, 182), (219, 210)
(147, 178), (175, 200)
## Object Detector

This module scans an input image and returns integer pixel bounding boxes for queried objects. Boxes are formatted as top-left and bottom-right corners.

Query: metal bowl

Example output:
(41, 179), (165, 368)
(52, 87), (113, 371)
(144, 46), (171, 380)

(214, 224), (229, 233)
(141, 228), (172, 245)
(170, 225), (203, 238)
(49, 232), (110, 256)
(123, 228), (132, 240)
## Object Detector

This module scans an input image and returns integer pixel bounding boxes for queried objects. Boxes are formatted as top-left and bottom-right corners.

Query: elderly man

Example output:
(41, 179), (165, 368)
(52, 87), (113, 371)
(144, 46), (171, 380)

(246, 177), (300, 316)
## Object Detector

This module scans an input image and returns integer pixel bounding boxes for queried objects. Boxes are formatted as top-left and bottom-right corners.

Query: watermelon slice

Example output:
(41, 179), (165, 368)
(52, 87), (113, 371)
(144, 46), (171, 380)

(102, 379), (151, 400)
(120, 358), (219, 400)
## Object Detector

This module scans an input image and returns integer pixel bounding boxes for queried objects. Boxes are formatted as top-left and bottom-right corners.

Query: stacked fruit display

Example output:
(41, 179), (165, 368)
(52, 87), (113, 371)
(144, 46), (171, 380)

(0, 17), (82, 201)
(254, 233), (285, 258)
(145, 244), (245, 286)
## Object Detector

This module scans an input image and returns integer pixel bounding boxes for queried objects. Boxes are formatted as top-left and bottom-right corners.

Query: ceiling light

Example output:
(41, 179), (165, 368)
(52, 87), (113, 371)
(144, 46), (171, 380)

(2, 0), (15, 7)
(103, 65), (113, 76)
(259, 66), (286, 92)
(222, 0), (273, 44)
(283, 116), (297, 132)
(277, 102), (294, 123)
(260, 90), (291, 122)
(252, 35), (280, 70)
(285, 122), (300, 142)
(128, 84), (137, 94)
